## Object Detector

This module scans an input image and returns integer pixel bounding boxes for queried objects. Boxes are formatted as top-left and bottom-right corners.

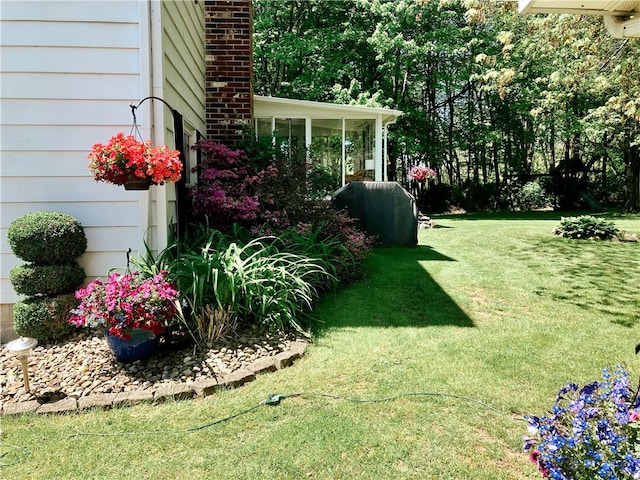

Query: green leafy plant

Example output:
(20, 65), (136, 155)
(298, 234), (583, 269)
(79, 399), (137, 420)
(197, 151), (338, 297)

(553, 215), (619, 240)
(12, 294), (78, 341)
(7, 211), (87, 264)
(133, 227), (335, 343)
(517, 180), (550, 211)
(9, 263), (86, 296)
(222, 238), (332, 332)
(306, 163), (341, 200)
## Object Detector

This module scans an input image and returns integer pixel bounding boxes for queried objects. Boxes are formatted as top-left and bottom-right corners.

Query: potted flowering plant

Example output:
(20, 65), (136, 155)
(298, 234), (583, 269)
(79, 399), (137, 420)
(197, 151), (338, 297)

(408, 165), (436, 209)
(408, 165), (436, 182)
(87, 132), (182, 190)
(70, 271), (179, 362)
(523, 365), (640, 479)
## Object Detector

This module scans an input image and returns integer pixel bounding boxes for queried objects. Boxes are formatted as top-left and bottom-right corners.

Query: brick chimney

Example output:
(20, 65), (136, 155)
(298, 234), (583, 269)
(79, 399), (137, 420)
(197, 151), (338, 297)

(204, 0), (253, 146)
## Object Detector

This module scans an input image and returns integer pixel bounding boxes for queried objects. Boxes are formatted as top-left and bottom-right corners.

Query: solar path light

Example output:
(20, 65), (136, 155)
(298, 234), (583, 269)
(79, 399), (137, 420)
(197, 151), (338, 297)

(6, 336), (38, 393)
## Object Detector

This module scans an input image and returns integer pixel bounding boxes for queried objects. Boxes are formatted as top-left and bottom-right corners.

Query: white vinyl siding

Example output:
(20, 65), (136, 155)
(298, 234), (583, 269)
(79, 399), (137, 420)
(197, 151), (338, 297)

(0, 0), (151, 305)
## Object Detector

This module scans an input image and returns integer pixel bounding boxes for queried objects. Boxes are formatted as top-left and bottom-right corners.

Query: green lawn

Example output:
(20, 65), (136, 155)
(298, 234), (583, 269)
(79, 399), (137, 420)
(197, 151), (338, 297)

(2, 212), (639, 479)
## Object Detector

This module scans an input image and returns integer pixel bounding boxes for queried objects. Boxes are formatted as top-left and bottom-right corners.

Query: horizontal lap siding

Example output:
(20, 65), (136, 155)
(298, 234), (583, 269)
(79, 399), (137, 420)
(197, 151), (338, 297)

(1, 72), (141, 100)
(0, 1), (149, 305)
(162, 1), (206, 125)
(159, 1), (206, 246)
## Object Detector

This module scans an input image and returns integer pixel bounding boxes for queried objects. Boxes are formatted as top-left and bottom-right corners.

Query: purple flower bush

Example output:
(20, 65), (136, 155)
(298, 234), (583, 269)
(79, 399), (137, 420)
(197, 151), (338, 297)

(190, 141), (262, 224)
(523, 366), (640, 479)
(190, 139), (311, 232)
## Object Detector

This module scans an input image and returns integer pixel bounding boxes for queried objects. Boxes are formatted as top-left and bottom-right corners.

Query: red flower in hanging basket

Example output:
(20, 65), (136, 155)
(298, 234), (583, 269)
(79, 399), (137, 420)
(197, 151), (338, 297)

(87, 132), (182, 186)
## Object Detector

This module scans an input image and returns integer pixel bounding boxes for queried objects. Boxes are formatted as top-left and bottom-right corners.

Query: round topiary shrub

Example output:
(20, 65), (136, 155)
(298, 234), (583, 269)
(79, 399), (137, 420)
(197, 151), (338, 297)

(12, 294), (78, 341)
(7, 211), (87, 264)
(9, 262), (86, 296)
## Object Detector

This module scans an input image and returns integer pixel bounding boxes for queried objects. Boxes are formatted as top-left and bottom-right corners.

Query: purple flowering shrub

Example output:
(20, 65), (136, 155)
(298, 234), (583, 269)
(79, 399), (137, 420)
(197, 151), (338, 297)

(523, 366), (640, 479)
(191, 138), (309, 232)
(190, 141), (262, 225)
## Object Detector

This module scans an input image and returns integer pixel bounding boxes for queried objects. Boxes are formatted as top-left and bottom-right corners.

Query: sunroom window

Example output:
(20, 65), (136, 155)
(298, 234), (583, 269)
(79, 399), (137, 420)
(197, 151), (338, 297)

(253, 95), (402, 186)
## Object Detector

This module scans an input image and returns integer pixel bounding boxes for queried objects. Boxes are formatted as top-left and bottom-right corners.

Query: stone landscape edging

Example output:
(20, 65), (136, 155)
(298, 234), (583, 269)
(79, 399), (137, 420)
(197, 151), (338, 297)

(1, 340), (307, 416)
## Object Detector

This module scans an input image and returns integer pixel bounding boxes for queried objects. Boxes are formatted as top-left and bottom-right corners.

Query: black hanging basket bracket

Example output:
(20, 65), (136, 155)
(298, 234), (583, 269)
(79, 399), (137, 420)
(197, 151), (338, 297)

(128, 96), (190, 246)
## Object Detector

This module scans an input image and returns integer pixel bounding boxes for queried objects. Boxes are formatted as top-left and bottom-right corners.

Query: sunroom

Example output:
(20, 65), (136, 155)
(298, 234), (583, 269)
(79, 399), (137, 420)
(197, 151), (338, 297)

(253, 95), (402, 186)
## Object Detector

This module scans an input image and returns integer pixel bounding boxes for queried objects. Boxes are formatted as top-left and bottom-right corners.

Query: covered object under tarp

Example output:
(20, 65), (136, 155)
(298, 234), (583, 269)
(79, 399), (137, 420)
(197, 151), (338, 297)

(333, 181), (418, 247)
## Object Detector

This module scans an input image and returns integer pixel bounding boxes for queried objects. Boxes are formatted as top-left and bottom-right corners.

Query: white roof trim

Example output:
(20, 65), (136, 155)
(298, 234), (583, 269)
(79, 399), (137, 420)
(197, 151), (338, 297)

(519, 0), (640, 37)
(519, 0), (640, 16)
(254, 95), (402, 125)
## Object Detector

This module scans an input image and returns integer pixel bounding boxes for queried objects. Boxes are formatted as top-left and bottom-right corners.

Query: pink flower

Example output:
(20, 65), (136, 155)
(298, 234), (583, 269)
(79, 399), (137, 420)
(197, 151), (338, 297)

(629, 410), (640, 422)
(69, 271), (178, 336)
(529, 451), (550, 477)
(408, 165), (436, 182)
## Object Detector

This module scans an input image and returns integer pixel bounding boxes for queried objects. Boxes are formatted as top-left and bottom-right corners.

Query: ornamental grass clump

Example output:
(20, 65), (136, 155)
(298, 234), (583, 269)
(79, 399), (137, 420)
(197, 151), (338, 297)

(88, 132), (182, 186)
(69, 271), (179, 339)
(523, 366), (640, 479)
(132, 228), (336, 343)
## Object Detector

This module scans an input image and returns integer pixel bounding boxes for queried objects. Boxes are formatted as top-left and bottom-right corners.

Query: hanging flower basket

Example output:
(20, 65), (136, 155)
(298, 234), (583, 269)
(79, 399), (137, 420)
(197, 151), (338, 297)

(87, 132), (182, 188)
(123, 177), (152, 191)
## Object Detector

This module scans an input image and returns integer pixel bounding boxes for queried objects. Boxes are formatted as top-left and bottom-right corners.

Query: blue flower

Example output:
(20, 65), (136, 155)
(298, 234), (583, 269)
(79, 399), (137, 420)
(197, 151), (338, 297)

(524, 366), (640, 479)
(598, 462), (617, 480)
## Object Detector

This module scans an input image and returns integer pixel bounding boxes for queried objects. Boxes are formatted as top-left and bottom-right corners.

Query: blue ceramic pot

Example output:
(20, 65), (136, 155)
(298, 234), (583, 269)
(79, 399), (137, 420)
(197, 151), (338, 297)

(104, 328), (159, 363)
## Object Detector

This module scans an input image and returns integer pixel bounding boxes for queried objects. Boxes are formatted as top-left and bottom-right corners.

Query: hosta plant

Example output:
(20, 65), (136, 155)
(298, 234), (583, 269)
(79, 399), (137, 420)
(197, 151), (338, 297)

(553, 215), (619, 240)
(523, 366), (640, 479)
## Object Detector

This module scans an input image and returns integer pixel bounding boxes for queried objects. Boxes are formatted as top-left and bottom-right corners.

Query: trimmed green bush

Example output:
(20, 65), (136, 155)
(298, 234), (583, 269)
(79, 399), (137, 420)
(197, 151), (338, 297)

(12, 294), (78, 341)
(517, 180), (549, 211)
(9, 262), (86, 296)
(553, 215), (619, 240)
(7, 211), (87, 264)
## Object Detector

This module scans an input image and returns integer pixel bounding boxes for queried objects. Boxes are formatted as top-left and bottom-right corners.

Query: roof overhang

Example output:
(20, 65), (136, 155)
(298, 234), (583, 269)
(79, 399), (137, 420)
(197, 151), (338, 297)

(519, 0), (640, 37)
(254, 95), (403, 126)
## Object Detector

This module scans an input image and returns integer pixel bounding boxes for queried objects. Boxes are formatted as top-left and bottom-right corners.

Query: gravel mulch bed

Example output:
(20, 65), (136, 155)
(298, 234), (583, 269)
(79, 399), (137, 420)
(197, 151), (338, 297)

(0, 326), (306, 414)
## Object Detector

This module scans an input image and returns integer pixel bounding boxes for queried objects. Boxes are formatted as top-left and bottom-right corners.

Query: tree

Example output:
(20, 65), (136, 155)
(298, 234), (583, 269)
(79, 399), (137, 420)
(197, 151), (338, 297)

(253, 0), (640, 211)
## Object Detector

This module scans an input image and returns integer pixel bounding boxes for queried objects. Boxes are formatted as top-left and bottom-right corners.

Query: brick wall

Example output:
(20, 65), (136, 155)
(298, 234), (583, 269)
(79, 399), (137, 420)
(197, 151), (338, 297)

(204, 0), (253, 146)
